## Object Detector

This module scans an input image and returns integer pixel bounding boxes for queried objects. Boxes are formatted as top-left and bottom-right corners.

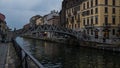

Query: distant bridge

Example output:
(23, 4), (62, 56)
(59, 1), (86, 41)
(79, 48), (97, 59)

(23, 24), (84, 40)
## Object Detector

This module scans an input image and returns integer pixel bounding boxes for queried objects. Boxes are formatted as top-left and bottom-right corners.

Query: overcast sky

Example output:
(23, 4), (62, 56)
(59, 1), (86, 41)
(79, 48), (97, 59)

(0, 0), (62, 29)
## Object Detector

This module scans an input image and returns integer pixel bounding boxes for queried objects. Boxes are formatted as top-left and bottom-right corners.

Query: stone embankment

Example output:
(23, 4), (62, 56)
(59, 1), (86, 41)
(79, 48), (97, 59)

(22, 35), (80, 46)
(22, 35), (120, 52)
(22, 35), (68, 44)
(80, 41), (120, 52)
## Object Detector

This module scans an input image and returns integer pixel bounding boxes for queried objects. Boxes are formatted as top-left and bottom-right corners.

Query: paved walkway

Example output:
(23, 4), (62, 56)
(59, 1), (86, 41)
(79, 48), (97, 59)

(0, 43), (8, 68)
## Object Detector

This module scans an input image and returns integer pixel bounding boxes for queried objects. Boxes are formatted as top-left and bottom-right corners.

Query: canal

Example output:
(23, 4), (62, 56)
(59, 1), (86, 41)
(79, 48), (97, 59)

(16, 37), (120, 68)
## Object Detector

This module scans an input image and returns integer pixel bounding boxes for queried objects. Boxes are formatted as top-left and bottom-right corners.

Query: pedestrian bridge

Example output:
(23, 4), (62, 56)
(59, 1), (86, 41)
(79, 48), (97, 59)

(24, 24), (84, 40)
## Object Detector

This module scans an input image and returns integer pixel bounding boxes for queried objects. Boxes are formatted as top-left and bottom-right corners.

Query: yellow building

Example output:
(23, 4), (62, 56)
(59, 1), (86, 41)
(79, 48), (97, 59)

(61, 0), (120, 43)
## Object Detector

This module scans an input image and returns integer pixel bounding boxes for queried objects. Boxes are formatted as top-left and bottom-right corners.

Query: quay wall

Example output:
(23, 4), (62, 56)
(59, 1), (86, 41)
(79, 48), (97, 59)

(22, 35), (120, 52)
(79, 41), (120, 52)
(21, 35), (68, 44)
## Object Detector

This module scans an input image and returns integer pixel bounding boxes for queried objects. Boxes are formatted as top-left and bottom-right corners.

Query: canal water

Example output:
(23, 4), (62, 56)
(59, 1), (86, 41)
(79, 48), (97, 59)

(16, 37), (120, 68)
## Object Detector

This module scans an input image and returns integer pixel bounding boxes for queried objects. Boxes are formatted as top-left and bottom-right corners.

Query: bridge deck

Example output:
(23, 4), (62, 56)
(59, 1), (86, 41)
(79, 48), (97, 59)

(0, 43), (8, 68)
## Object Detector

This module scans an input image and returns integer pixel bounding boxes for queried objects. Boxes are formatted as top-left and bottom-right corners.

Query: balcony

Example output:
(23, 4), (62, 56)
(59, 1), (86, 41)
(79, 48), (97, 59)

(103, 23), (111, 28)
(82, 10), (90, 16)
(84, 24), (94, 29)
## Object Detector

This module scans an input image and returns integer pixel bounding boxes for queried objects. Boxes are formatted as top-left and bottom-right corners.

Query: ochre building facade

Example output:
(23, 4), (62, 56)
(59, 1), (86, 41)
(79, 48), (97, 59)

(61, 0), (120, 43)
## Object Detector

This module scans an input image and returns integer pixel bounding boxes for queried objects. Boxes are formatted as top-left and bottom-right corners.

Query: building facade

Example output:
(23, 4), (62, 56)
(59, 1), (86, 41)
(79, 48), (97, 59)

(61, 0), (120, 43)
(0, 13), (8, 34)
(43, 10), (60, 26)
(43, 10), (60, 38)
(0, 13), (9, 41)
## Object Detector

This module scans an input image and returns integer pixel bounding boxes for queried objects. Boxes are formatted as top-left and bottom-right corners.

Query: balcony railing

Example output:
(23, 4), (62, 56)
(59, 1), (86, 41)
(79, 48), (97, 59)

(103, 23), (111, 28)
(84, 24), (94, 29)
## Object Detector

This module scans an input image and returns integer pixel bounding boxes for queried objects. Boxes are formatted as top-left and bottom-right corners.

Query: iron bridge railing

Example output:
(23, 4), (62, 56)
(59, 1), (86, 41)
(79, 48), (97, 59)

(12, 39), (44, 68)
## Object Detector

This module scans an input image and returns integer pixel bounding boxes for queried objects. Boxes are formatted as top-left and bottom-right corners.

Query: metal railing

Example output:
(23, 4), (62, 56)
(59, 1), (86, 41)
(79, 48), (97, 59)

(12, 39), (44, 68)
(103, 23), (111, 28)
(84, 24), (94, 29)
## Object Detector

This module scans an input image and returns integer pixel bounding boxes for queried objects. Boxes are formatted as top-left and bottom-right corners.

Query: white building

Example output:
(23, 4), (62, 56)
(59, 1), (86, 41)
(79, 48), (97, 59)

(43, 10), (59, 25)
(43, 10), (60, 38)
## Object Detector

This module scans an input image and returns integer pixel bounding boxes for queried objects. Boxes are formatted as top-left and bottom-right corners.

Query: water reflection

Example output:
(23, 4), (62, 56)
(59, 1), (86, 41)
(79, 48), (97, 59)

(16, 37), (120, 68)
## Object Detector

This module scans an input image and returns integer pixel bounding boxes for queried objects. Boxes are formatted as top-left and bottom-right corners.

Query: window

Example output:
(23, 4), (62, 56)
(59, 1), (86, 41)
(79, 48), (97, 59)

(95, 16), (98, 24)
(71, 17), (74, 23)
(105, 16), (108, 25)
(91, 17), (93, 25)
(95, 8), (98, 14)
(112, 8), (115, 14)
(83, 3), (85, 10)
(69, 25), (71, 28)
(75, 24), (77, 28)
(72, 8), (74, 13)
(87, 10), (90, 15)
(87, 29), (89, 34)
(83, 19), (85, 26)
(91, 9), (93, 14)
(95, 0), (98, 5)
(113, 0), (115, 6)
(87, 18), (89, 25)
(105, 7), (108, 13)
(105, 0), (108, 5)
(112, 16), (116, 25)
(87, 2), (89, 8)
(95, 31), (98, 38)
(91, 0), (93, 7)
(112, 29), (115, 35)
(66, 18), (68, 23)
(91, 29), (93, 35)
(77, 14), (80, 22)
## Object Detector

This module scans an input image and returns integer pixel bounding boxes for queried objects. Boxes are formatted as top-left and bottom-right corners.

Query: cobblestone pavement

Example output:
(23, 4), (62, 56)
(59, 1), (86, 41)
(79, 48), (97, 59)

(0, 43), (8, 68)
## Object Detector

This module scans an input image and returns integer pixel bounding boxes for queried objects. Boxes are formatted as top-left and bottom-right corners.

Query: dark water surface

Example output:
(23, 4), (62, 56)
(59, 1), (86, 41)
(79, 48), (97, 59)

(16, 37), (120, 68)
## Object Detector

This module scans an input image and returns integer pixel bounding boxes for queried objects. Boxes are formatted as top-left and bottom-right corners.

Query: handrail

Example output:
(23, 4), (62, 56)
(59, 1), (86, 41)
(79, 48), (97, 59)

(12, 39), (44, 68)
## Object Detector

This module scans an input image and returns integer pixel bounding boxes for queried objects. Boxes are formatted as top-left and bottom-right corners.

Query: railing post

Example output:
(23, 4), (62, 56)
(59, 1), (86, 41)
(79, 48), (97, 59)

(13, 38), (44, 68)
(25, 54), (28, 68)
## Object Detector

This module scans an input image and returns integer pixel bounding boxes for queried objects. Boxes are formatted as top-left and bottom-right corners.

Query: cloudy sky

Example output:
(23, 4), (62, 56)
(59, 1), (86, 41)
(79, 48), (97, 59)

(0, 0), (62, 29)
